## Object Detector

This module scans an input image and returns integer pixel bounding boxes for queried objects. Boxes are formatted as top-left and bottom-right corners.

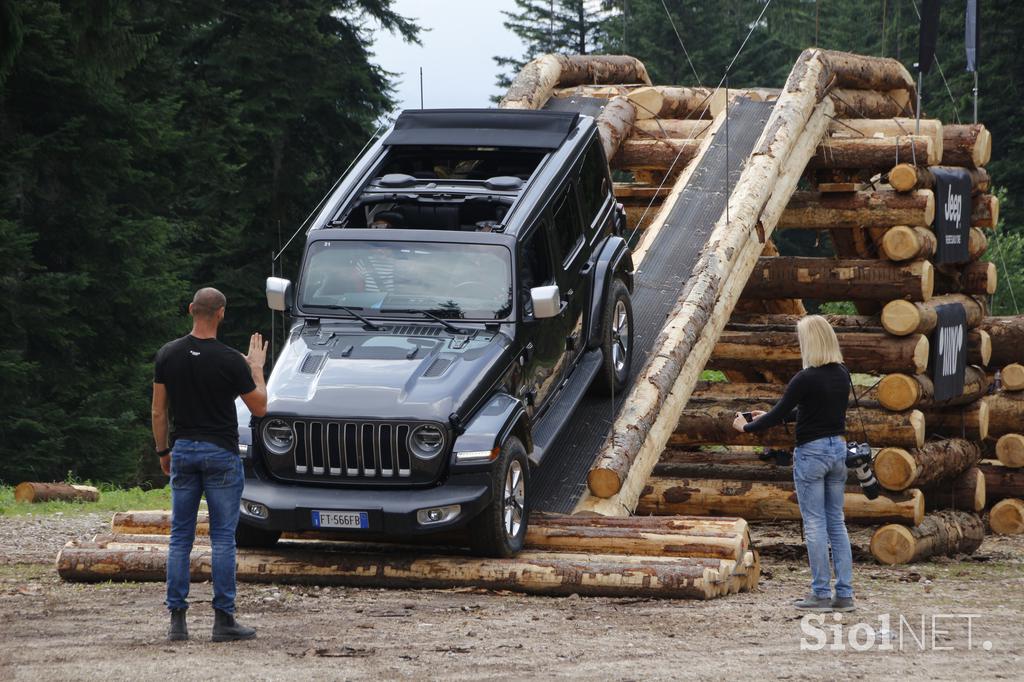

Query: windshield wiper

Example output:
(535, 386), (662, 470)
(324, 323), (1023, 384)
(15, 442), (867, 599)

(380, 308), (470, 335)
(306, 304), (383, 331)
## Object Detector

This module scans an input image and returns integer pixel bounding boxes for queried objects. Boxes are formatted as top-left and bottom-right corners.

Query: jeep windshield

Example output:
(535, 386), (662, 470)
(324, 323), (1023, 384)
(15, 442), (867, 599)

(299, 240), (513, 321)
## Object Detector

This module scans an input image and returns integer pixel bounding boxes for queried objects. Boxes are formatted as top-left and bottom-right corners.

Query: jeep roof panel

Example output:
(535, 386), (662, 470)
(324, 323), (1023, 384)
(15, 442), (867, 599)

(383, 109), (580, 150)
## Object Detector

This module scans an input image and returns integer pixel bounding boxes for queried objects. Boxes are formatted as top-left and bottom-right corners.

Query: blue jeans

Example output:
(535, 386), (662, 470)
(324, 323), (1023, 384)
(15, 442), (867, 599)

(793, 436), (854, 599)
(166, 439), (243, 613)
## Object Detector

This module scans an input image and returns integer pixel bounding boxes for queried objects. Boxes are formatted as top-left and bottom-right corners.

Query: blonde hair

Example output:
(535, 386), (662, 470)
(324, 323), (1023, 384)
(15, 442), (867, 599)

(796, 315), (844, 369)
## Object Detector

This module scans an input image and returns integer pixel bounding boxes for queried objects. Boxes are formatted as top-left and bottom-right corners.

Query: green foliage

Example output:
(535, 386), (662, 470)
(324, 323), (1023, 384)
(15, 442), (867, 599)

(817, 301), (859, 315)
(0, 484), (171, 516)
(699, 369), (727, 382)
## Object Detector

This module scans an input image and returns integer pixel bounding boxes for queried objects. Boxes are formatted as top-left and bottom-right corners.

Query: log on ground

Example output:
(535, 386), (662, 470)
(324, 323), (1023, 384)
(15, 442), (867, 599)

(742, 257), (933, 302)
(880, 295), (986, 336)
(873, 439), (982, 491)
(876, 366), (989, 411)
(989, 499), (1024, 535)
(779, 189), (934, 229)
(869, 510), (985, 565)
(923, 466), (986, 513)
(14, 482), (99, 503)
(942, 124), (992, 168)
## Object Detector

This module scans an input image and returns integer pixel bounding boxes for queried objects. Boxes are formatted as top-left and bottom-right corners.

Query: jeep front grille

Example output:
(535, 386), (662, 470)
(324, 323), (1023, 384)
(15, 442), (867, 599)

(291, 420), (413, 478)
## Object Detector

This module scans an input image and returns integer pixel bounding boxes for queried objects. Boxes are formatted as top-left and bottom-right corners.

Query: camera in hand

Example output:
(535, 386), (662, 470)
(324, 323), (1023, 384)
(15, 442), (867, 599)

(846, 442), (881, 500)
(741, 411), (754, 423)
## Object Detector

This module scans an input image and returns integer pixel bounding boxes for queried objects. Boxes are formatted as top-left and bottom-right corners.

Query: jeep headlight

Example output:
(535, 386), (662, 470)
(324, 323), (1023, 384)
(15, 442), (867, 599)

(262, 419), (294, 455)
(408, 424), (445, 459)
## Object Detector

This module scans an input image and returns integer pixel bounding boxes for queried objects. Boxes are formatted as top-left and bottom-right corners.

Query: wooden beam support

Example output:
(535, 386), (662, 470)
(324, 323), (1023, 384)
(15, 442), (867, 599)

(922, 400), (990, 441)
(888, 164), (990, 194)
(742, 257), (933, 302)
(501, 54), (651, 110)
(779, 190), (934, 229)
(942, 124), (992, 168)
(830, 88), (913, 118)
(611, 137), (700, 170)
(809, 135), (937, 169)
(933, 261), (997, 296)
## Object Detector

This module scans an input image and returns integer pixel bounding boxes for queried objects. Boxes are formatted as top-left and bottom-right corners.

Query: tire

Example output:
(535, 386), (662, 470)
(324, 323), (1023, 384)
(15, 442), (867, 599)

(593, 278), (633, 396)
(469, 436), (530, 558)
(235, 520), (281, 548)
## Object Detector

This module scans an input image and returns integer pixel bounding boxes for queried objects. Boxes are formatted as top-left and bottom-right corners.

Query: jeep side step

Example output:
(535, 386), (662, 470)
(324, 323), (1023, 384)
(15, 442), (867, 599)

(528, 348), (603, 467)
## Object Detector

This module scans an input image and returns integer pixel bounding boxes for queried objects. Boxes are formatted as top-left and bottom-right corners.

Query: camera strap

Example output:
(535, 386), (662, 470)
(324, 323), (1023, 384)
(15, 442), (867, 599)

(844, 365), (870, 445)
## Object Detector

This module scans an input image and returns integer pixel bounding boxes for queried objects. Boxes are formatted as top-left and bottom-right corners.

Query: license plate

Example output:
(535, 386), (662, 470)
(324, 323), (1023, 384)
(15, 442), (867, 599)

(311, 510), (368, 529)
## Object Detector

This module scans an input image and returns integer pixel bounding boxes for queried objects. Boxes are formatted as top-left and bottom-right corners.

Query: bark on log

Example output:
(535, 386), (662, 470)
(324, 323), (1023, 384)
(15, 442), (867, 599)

(710, 329), (929, 374)
(968, 329), (992, 367)
(869, 510), (985, 565)
(887, 164), (991, 194)
(880, 295), (986, 336)
(877, 226), (936, 261)
(727, 312), (880, 330)
(968, 227), (989, 261)
(873, 439), (982, 491)
(942, 124), (992, 168)
(817, 50), (917, 93)
(672, 399), (925, 449)
(877, 366), (989, 411)
(742, 257), (933, 302)
(634, 119), (714, 139)
(1003, 364), (1024, 392)
(57, 539), (726, 600)
(989, 498), (1024, 535)
(985, 391), (1024, 438)
(923, 466), (986, 513)
(922, 400), (989, 441)
(979, 317), (1024, 368)
(829, 118), (941, 155)
(501, 54), (651, 110)
(829, 88), (913, 118)
(994, 434), (1024, 468)
(13, 482), (99, 503)
(611, 138), (700, 170)
(653, 460), (859, 486)
(980, 460), (1024, 504)
(636, 477), (924, 524)
(971, 193), (999, 228)
(658, 448), (792, 467)
(933, 261), (997, 296)
(779, 190), (934, 229)
(596, 96), (638, 162)
(809, 135), (937, 169)
(630, 86), (713, 119)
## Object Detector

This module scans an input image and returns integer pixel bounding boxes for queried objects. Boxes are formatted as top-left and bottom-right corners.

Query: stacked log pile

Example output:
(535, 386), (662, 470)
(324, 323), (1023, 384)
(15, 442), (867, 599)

(635, 73), (1024, 563)
(56, 511), (759, 600)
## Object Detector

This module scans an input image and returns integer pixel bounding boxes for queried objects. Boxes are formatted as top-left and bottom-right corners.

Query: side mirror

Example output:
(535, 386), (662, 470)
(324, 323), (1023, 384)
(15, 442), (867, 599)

(266, 277), (293, 312)
(530, 285), (561, 319)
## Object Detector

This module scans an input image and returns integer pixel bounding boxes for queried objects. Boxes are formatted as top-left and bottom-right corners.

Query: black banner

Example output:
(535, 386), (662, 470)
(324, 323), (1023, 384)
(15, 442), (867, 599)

(966, 0), (980, 72)
(918, 0), (940, 74)
(932, 166), (972, 263)
(931, 303), (967, 402)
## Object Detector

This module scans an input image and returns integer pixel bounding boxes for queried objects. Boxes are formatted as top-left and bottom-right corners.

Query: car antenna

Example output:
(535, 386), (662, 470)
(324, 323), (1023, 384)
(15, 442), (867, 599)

(419, 67), (424, 109)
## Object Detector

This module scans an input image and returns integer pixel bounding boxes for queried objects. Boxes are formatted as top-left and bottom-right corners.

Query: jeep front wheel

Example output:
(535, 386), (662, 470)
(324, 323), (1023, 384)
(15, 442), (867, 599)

(593, 278), (633, 395)
(469, 436), (530, 557)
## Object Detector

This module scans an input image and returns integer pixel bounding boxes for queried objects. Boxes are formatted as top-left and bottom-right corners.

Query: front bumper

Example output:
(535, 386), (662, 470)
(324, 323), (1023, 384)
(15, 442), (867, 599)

(238, 472), (492, 537)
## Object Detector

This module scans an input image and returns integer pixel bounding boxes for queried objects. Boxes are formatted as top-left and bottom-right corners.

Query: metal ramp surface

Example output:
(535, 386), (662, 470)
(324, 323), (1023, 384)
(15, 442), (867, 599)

(532, 98), (776, 513)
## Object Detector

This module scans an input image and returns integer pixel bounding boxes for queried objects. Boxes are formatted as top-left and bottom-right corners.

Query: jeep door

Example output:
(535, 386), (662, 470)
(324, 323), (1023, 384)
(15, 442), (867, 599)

(517, 222), (564, 416)
(547, 182), (587, 372)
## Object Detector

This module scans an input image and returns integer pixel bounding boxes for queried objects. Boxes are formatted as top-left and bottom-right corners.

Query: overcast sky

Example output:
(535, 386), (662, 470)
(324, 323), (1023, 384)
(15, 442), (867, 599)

(370, 0), (527, 115)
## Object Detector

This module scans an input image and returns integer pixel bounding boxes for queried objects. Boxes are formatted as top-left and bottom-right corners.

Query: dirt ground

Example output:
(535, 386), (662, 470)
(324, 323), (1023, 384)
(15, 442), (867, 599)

(0, 513), (1022, 681)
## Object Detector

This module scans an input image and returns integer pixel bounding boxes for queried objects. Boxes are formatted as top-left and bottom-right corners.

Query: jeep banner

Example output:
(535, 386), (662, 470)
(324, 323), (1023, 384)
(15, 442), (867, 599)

(930, 302), (968, 401)
(932, 167), (972, 264)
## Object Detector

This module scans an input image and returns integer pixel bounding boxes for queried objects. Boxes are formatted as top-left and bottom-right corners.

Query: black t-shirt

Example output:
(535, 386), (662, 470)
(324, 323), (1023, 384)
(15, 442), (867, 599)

(154, 335), (257, 453)
(743, 363), (850, 446)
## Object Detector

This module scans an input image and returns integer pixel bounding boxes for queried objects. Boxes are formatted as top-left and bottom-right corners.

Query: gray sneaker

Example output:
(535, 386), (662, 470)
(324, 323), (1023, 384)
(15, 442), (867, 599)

(831, 596), (856, 612)
(794, 595), (833, 612)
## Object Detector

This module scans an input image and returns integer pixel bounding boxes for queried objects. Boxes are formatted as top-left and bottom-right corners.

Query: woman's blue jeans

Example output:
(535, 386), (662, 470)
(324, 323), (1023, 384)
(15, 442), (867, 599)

(793, 435), (854, 599)
(165, 439), (244, 613)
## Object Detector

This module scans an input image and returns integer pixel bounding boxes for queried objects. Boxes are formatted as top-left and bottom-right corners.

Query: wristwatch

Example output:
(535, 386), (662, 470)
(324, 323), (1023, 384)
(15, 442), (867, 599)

(156, 447), (172, 457)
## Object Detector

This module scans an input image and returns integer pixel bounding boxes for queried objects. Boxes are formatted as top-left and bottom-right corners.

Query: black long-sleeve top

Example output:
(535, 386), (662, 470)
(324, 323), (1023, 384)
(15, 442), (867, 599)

(743, 362), (850, 445)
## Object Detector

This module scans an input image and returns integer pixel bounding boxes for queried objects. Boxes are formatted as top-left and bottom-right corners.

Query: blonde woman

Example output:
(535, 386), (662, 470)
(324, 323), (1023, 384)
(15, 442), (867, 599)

(732, 315), (855, 613)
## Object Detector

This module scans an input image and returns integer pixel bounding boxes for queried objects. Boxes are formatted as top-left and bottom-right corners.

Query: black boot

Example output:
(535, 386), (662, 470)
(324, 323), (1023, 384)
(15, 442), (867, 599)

(168, 608), (188, 641)
(212, 609), (256, 642)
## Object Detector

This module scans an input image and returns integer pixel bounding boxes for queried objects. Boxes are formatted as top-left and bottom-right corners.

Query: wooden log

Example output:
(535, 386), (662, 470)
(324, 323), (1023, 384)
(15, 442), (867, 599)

(56, 540), (725, 600)
(830, 88), (913, 118)
(922, 400), (989, 441)
(817, 50), (917, 93)
(968, 227), (988, 260)
(634, 119), (713, 139)
(880, 295), (986, 336)
(923, 466), (986, 512)
(942, 124), (992, 168)
(710, 329), (929, 374)
(779, 189), (934, 229)
(829, 118), (942, 155)
(1003, 364), (1024, 392)
(742, 257), (933, 302)
(989, 499), (1024, 535)
(629, 86), (713, 119)
(809, 135), (937, 169)
(985, 391), (1024, 438)
(596, 96), (637, 162)
(887, 164), (991, 194)
(653, 459), (859, 486)
(979, 460), (1024, 503)
(971, 193), (1000, 228)
(500, 54), (651, 110)
(877, 226), (936, 262)
(873, 439), (982, 491)
(968, 329), (992, 367)
(933, 261), (997, 296)
(877, 366), (989, 411)
(869, 510), (985, 565)
(979, 317), (1024, 368)
(13, 482), (99, 503)
(611, 138), (700, 170)
(994, 434), (1024, 468)
(658, 448), (791, 467)
(636, 477), (924, 525)
(672, 399), (925, 449)
(728, 312), (880, 330)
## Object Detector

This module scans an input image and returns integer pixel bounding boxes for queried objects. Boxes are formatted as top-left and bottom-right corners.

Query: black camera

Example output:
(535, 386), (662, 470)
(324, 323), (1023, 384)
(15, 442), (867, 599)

(846, 442), (881, 500)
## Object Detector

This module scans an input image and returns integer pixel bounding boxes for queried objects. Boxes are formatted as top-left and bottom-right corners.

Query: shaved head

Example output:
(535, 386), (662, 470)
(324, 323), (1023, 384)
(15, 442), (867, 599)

(190, 287), (226, 320)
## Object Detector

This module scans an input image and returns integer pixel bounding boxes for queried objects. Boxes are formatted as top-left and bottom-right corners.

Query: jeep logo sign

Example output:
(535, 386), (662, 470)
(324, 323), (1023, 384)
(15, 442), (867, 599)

(930, 303), (968, 401)
(932, 168), (971, 263)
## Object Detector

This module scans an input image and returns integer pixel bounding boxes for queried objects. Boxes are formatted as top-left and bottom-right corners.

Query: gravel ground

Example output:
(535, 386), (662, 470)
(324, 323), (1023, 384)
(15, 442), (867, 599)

(1, 513), (1022, 681)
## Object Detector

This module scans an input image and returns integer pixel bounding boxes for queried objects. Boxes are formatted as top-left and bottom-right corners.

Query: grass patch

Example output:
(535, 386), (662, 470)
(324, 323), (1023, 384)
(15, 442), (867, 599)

(0, 485), (171, 516)
(700, 369), (727, 382)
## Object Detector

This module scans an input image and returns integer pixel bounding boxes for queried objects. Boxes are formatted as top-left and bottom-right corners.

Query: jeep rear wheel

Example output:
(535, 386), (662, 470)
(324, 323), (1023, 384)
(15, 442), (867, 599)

(235, 521), (281, 548)
(469, 436), (530, 557)
(593, 279), (633, 396)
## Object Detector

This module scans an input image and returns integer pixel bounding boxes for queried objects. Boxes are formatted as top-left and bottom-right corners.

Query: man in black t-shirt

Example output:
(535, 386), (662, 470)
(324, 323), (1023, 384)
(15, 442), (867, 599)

(152, 287), (268, 642)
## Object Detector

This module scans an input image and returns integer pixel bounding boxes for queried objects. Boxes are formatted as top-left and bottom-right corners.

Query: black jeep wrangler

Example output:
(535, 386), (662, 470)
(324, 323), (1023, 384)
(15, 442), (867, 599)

(236, 109), (634, 556)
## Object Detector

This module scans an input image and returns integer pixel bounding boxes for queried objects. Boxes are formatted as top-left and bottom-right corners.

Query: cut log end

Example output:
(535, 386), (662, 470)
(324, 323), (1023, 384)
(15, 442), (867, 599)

(888, 163), (918, 192)
(877, 374), (921, 411)
(1002, 364), (1024, 392)
(587, 468), (623, 499)
(869, 523), (917, 565)
(14, 482), (100, 504)
(996, 434), (1024, 468)
(881, 299), (922, 336)
(909, 410), (926, 448)
(989, 499), (1024, 535)
(874, 448), (918, 491)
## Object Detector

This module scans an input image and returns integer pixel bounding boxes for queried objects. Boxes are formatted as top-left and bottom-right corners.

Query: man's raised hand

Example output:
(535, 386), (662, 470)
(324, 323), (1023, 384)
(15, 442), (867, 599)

(246, 332), (268, 370)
